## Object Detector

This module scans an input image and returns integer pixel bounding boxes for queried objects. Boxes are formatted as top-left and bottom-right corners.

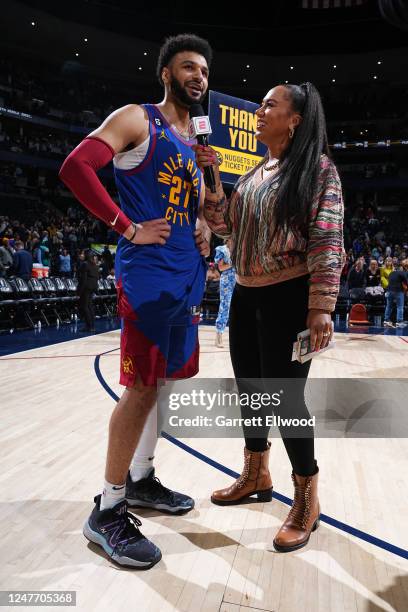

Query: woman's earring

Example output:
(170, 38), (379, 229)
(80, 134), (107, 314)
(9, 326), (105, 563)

(289, 126), (295, 139)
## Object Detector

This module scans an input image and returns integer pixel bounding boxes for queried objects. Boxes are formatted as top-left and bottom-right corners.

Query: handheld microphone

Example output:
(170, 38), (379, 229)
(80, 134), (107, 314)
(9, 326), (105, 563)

(188, 104), (216, 193)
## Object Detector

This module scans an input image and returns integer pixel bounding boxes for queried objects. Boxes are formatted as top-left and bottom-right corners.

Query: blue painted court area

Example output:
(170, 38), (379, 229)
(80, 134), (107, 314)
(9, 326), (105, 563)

(0, 318), (120, 357)
(1, 318), (407, 358)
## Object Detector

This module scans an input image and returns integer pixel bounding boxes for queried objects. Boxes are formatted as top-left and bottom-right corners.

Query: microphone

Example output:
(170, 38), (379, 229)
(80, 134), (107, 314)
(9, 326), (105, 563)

(188, 104), (216, 193)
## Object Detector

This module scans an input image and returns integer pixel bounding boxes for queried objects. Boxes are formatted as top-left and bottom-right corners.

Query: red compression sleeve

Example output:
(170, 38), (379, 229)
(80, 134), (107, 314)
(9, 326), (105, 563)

(59, 136), (131, 235)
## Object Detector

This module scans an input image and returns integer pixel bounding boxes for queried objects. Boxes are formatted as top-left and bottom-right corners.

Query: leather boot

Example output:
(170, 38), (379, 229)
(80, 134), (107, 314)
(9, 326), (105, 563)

(211, 442), (273, 505)
(273, 467), (320, 552)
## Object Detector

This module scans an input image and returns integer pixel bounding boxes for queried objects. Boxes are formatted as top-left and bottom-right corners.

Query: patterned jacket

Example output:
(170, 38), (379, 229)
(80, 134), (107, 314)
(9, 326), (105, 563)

(203, 154), (345, 312)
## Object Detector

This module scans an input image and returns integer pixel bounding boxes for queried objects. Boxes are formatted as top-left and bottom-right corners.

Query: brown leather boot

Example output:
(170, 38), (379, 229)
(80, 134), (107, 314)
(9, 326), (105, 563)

(273, 468), (320, 552)
(211, 442), (273, 505)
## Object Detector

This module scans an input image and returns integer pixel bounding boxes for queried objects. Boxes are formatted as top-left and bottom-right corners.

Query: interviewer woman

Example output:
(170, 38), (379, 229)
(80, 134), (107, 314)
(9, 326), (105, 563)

(193, 82), (345, 552)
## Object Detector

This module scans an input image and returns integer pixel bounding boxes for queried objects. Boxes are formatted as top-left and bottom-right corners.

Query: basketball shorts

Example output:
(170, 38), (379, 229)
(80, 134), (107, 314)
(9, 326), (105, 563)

(117, 282), (200, 388)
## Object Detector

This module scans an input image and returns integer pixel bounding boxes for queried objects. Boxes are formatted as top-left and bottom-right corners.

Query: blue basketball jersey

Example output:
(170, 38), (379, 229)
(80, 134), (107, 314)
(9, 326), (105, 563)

(114, 104), (206, 324)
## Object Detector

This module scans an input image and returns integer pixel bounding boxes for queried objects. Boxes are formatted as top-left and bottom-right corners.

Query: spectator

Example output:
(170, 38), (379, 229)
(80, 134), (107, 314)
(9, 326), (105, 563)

(12, 240), (33, 280)
(59, 248), (72, 277)
(214, 240), (236, 349)
(352, 236), (364, 256)
(365, 259), (381, 287)
(348, 259), (366, 289)
(106, 267), (115, 282)
(0, 238), (13, 277)
(32, 239), (42, 264)
(380, 256), (394, 289)
(384, 259), (408, 328)
(206, 263), (220, 283)
(38, 231), (49, 264)
(101, 245), (113, 278)
(78, 250), (99, 332)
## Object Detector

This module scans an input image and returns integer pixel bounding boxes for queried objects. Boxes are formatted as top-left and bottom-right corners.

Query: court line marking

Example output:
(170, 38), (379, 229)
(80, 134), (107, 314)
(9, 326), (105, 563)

(0, 326), (121, 358)
(93, 349), (408, 561)
(0, 352), (120, 361)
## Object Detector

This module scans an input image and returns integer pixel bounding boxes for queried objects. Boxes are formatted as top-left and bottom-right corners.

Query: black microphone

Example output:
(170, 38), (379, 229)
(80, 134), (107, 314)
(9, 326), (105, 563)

(188, 104), (217, 194)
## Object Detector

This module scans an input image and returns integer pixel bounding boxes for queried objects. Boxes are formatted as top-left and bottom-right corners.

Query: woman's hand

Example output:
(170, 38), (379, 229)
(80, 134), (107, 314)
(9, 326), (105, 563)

(193, 229), (210, 257)
(191, 144), (219, 171)
(306, 309), (333, 352)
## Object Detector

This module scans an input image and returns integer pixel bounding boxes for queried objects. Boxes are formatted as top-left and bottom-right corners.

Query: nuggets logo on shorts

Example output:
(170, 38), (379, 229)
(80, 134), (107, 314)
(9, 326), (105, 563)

(122, 355), (134, 375)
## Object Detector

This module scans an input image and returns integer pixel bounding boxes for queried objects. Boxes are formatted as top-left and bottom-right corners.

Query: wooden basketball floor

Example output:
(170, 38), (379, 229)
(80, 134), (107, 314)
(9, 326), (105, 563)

(1, 326), (408, 611)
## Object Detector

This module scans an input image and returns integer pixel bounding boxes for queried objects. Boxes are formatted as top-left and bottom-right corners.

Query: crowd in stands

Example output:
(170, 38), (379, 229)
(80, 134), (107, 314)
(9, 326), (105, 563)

(341, 200), (408, 325)
(0, 211), (116, 281)
(338, 162), (399, 179)
(0, 56), (129, 128)
(343, 196), (408, 260)
(2, 55), (408, 138)
(0, 118), (79, 159)
(1, 53), (408, 328)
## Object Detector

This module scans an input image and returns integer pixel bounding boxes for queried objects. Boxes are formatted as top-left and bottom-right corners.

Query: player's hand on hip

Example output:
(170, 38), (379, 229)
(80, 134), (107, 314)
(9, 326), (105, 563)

(191, 144), (218, 170)
(306, 309), (333, 352)
(132, 218), (171, 245)
(193, 229), (210, 257)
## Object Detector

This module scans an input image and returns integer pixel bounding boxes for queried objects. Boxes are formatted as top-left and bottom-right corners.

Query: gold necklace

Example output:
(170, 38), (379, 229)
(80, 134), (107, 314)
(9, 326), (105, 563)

(172, 124), (190, 139)
(264, 159), (280, 171)
(261, 159), (280, 180)
(157, 107), (190, 138)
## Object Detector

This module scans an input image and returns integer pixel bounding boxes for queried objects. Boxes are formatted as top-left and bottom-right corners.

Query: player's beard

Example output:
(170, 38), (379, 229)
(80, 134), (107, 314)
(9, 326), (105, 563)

(169, 74), (204, 107)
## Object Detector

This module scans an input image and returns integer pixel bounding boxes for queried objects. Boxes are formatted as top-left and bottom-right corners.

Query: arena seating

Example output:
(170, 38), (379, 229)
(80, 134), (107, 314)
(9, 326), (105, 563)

(0, 276), (117, 331)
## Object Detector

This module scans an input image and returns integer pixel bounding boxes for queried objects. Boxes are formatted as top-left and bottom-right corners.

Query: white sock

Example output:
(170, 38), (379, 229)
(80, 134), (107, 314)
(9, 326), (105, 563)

(100, 480), (126, 511)
(130, 405), (158, 482)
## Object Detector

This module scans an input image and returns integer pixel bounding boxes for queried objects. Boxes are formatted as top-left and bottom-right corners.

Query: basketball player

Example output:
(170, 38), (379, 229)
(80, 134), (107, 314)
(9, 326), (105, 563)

(59, 34), (212, 568)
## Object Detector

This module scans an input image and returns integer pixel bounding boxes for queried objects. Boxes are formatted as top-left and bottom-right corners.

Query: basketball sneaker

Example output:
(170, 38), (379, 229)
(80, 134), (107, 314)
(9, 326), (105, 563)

(126, 468), (194, 514)
(83, 495), (161, 568)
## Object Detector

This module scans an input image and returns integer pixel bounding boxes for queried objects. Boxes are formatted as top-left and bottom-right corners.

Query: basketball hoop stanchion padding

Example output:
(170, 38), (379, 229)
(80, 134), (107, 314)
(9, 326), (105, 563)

(349, 303), (370, 326)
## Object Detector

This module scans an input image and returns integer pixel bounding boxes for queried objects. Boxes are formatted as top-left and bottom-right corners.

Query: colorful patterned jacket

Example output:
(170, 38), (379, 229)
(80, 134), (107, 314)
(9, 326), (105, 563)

(203, 154), (345, 312)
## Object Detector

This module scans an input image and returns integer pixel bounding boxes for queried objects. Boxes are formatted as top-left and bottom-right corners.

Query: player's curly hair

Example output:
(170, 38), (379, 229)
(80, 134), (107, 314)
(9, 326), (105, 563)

(156, 33), (212, 86)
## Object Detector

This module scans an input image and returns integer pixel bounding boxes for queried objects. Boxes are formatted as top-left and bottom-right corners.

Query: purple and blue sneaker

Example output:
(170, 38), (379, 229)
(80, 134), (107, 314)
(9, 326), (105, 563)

(126, 468), (194, 514)
(83, 495), (161, 569)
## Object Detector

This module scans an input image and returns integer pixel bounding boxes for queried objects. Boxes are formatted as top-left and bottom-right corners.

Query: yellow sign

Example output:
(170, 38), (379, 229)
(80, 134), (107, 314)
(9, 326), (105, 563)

(212, 146), (263, 176)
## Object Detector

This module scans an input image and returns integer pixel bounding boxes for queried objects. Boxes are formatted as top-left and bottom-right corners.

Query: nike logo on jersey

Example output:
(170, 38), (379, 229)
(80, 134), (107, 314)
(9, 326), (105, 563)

(112, 485), (125, 490)
(110, 212), (120, 226)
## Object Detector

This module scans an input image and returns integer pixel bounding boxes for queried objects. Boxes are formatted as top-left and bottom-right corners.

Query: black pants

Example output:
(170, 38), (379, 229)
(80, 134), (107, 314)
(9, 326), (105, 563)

(79, 289), (95, 330)
(229, 274), (316, 477)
